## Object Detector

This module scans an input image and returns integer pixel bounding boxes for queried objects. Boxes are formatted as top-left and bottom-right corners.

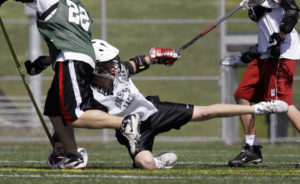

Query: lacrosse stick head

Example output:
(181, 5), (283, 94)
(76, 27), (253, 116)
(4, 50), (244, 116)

(240, 0), (266, 9)
(220, 55), (247, 68)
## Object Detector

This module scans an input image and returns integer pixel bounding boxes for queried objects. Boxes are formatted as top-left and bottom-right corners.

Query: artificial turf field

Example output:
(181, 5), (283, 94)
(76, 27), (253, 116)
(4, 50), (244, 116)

(0, 141), (300, 184)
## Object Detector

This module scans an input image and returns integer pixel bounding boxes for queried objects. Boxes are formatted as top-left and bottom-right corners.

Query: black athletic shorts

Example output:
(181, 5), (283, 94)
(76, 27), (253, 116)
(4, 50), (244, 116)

(115, 96), (194, 159)
(44, 60), (103, 124)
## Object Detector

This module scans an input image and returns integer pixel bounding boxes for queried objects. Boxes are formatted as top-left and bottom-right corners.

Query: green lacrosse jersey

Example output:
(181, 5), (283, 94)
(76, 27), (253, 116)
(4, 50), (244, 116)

(37, 0), (95, 62)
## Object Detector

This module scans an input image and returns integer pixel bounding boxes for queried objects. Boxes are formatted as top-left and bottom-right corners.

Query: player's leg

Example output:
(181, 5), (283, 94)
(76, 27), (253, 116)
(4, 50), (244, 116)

(191, 100), (288, 121)
(46, 120), (88, 169)
(47, 131), (65, 166)
(43, 71), (87, 169)
(227, 98), (262, 167)
(48, 116), (89, 169)
(287, 105), (300, 132)
(134, 151), (177, 170)
(50, 116), (77, 153)
(286, 106), (300, 168)
(134, 151), (156, 169)
(191, 103), (254, 121)
(227, 58), (264, 167)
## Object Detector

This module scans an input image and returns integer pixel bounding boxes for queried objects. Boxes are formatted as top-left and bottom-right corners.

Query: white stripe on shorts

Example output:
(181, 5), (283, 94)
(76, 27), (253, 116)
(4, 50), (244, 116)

(68, 60), (84, 118)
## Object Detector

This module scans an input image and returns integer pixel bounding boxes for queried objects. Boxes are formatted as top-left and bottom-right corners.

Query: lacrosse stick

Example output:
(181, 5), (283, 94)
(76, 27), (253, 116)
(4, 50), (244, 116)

(220, 51), (268, 67)
(176, 0), (266, 53)
(0, 17), (54, 148)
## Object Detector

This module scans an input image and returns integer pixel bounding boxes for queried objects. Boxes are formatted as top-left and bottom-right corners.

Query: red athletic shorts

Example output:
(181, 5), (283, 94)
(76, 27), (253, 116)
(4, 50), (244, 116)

(234, 58), (296, 105)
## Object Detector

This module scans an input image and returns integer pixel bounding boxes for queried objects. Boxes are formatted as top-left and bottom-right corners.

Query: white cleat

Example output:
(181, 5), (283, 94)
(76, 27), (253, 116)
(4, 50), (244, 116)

(52, 152), (85, 169)
(77, 147), (88, 168)
(253, 100), (289, 115)
(120, 113), (141, 155)
(154, 152), (177, 169)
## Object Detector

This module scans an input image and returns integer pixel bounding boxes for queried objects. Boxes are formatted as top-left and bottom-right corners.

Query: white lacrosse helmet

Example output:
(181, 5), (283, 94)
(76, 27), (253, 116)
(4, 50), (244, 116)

(92, 39), (119, 62)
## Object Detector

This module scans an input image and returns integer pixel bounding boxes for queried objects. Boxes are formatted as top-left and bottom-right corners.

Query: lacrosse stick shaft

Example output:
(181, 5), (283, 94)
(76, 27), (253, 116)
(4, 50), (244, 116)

(0, 17), (54, 148)
(176, 5), (242, 53)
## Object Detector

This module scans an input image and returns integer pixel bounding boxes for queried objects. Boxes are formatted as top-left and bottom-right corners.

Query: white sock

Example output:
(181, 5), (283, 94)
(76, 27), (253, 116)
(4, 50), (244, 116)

(154, 158), (163, 169)
(245, 134), (258, 146)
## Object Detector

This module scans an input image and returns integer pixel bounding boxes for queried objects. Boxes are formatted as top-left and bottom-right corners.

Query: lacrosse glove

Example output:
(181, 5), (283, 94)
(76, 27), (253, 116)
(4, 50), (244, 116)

(149, 47), (180, 66)
(240, 44), (260, 63)
(25, 56), (51, 75)
(268, 32), (285, 59)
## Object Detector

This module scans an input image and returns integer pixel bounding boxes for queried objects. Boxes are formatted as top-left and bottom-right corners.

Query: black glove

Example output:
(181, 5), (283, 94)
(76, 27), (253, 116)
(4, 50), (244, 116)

(0, 0), (7, 6)
(241, 52), (261, 63)
(268, 33), (285, 59)
(268, 45), (281, 59)
(25, 56), (51, 75)
(240, 44), (260, 63)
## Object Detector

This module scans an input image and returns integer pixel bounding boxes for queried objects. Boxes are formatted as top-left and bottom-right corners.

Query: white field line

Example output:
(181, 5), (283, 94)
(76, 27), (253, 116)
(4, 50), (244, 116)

(0, 160), (299, 165)
(0, 174), (300, 180)
(1, 136), (300, 143)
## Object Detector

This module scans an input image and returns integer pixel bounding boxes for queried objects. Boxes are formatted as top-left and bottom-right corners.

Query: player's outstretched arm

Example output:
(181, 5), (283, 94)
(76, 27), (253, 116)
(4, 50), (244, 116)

(124, 47), (180, 75)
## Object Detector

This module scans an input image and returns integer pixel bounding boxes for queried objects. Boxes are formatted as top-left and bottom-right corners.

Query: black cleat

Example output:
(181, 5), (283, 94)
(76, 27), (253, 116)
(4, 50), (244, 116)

(228, 144), (263, 167)
(295, 163), (300, 168)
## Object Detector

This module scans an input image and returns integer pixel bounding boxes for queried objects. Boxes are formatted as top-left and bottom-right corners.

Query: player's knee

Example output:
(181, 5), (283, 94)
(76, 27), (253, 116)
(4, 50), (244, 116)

(134, 151), (155, 170)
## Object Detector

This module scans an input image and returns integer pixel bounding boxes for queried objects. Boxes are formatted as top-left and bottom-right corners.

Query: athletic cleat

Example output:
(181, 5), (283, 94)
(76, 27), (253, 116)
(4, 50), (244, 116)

(154, 152), (177, 169)
(47, 146), (65, 166)
(77, 147), (88, 168)
(253, 100), (289, 115)
(120, 113), (141, 155)
(295, 163), (300, 168)
(52, 152), (85, 169)
(228, 144), (263, 167)
(48, 147), (88, 169)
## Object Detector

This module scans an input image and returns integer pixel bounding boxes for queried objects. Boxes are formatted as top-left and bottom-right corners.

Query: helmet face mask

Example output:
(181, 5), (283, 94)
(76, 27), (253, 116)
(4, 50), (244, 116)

(92, 39), (120, 80)
(94, 56), (121, 80)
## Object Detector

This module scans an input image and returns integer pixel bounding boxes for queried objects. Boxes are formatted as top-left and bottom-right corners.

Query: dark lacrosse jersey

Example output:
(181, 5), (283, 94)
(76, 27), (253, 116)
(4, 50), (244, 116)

(36, 0), (95, 65)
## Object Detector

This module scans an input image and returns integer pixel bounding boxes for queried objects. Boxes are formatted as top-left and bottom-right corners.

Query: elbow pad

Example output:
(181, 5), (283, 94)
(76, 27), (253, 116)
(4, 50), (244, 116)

(121, 61), (135, 75)
(130, 55), (150, 74)
(280, 0), (300, 34)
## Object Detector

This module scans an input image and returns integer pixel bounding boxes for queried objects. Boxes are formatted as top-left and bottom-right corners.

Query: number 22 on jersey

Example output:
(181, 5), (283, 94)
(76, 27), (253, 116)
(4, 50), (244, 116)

(66, 0), (90, 31)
